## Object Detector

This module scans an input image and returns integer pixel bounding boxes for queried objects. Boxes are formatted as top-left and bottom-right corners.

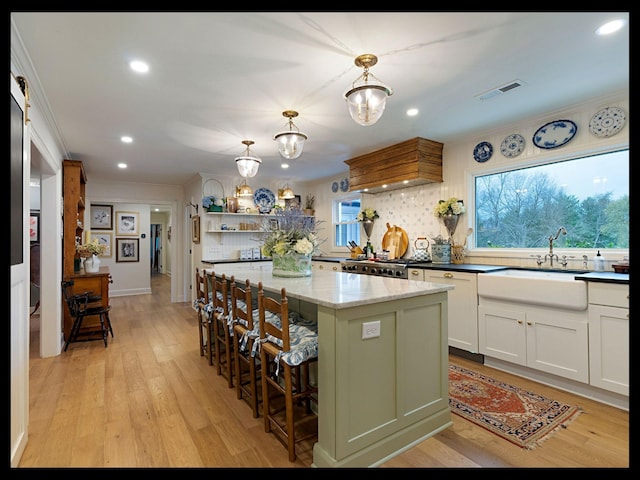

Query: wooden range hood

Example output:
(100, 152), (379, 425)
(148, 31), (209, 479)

(345, 137), (443, 193)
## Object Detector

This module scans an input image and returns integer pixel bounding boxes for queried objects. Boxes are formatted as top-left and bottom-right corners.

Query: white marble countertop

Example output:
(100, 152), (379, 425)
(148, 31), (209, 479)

(204, 263), (454, 309)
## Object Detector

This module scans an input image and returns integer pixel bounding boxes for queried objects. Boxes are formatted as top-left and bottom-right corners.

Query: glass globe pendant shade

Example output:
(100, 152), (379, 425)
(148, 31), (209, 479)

(235, 140), (262, 178)
(344, 54), (392, 127)
(273, 110), (307, 160)
(235, 155), (261, 178)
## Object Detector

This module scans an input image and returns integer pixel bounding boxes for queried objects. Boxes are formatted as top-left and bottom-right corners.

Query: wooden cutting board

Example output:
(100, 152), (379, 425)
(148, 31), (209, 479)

(381, 223), (409, 258)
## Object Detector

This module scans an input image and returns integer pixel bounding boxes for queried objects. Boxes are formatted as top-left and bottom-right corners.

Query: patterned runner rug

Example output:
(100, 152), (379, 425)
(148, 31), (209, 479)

(449, 363), (582, 449)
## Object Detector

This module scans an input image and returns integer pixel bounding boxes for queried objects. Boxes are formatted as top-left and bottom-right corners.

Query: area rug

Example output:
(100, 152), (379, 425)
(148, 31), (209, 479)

(448, 363), (582, 449)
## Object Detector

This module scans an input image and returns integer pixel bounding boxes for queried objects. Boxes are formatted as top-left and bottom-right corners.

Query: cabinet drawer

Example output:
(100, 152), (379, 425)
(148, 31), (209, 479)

(588, 283), (629, 308)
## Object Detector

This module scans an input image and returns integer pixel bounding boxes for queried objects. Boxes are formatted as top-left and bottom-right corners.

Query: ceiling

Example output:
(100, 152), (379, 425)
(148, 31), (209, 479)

(12, 11), (629, 187)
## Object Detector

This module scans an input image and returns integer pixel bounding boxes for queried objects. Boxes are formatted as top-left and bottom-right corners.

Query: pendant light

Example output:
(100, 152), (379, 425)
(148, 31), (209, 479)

(273, 110), (308, 159)
(236, 179), (253, 197)
(344, 54), (393, 126)
(235, 140), (262, 178)
(280, 184), (295, 199)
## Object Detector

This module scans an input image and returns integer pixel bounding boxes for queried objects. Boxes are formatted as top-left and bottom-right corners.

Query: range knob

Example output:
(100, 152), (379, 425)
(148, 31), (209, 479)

(395, 271), (403, 277)
(370, 268), (377, 274)
(362, 266), (368, 273)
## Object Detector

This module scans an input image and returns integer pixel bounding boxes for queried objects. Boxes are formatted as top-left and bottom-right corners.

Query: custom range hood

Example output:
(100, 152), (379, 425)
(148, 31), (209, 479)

(345, 137), (443, 193)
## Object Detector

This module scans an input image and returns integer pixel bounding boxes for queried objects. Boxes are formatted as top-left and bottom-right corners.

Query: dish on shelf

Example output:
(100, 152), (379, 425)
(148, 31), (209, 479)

(331, 181), (339, 193)
(589, 107), (626, 138)
(340, 178), (350, 192)
(532, 119), (577, 149)
(500, 133), (525, 158)
(473, 141), (493, 163)
(253, 188), (276, 213)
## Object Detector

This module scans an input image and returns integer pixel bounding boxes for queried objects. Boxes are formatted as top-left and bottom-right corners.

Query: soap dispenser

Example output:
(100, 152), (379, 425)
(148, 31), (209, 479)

(593, 250), (605, 272)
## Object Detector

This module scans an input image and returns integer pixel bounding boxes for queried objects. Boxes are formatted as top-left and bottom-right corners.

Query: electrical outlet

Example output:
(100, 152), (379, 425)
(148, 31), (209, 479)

(362, 321), (380, 339)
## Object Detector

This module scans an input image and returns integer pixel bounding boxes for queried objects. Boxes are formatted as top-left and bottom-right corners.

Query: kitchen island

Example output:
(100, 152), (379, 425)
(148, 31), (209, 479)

(205, 262), (454, 468)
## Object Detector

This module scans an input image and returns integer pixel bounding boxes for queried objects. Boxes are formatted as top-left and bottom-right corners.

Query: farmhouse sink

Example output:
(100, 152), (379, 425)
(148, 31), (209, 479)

(477, 268), (588, 310)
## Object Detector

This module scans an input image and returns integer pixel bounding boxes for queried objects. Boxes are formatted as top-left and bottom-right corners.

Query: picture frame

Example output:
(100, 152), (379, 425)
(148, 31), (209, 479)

(116, 237), (139, 262)
(30, 211), (40, 243)
(29, 210), (40, 243)
(192, 215), (200, 244)
(94, 232), (112, 258)
(226, 197), (238, 213)
(90, 204), (113, 230)
(285, 194), (301, 209)
(116, 211), (139, 236)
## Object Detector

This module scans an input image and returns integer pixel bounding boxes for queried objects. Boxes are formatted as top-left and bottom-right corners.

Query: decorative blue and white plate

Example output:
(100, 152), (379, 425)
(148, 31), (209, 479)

(340, 178), (350, 192)
(254, 188), (275, 213)
(331, 181), (339, 193)
(473, 141), (493, 163)
(500, 133), (525, 158)
(589, 107), (626, 138)
(532, 119), (577, 149)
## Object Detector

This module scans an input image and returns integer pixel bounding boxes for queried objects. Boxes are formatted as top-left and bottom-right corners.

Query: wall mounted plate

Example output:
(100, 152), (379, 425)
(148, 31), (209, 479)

(532, 119), (577, 149)
(340, 178), (350, 192)
(500, 133), (525, 158)
(331, 181), (339, 193)
(589, 107), (626, 137)
(473, 141), (493, 163)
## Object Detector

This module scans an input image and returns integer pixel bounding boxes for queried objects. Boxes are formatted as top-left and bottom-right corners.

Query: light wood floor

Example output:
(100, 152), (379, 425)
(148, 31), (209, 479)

(20, 273), (629, 468)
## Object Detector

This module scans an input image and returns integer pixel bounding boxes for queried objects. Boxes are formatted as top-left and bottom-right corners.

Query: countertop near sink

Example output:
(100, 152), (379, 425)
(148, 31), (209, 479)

(574, 271), (629, 285)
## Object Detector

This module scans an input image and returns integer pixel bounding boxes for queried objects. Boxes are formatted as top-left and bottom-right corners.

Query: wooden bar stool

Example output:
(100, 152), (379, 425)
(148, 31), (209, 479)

(211, 272), (234, 388)
(62, 280), (111, 351)
(256, 283), (318, 462)
(231, 278), (261, 418)
(194, 268), (214, 365)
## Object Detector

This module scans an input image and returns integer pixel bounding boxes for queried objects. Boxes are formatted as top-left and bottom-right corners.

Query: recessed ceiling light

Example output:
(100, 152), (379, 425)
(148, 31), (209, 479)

(403, 180), (409, 184)
(117, 163), (127, 169)
(129, 60), (149, 73)
(382, 184), (388, 189)
(121, 136), (133, 143)
(281, 163), (290, 169)
(596, 19), (626, 35)
(406, 108), (419, 116)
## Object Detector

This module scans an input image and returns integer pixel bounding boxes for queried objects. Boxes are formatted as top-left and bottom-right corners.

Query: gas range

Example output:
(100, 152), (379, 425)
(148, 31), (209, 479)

(340, 259), (432, 279)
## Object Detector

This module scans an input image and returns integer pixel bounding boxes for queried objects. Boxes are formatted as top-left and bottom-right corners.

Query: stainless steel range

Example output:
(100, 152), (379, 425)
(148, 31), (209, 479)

(340, 259), (429, 279)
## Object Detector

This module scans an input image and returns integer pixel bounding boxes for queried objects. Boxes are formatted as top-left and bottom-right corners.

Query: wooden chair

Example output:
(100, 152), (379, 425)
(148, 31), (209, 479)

(194, 267), (213, 365)
(231, 278), (261, 418)
(62, 279), (112, 351)
(211, 272), (234, 388)
(257, 283), (319, 462)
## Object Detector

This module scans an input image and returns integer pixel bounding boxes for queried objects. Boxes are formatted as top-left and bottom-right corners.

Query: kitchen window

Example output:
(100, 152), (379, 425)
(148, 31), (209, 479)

(474, 149), (629, 250)
(333, 195), (361, 249)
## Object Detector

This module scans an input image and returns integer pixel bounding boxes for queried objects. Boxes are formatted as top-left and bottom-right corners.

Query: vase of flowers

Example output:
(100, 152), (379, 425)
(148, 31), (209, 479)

(430, 234), (451, 264)
(259, 208), (323, 277)
(434, 197), (465, 241)
(76, 238), (107, 273)
(356, 207), (379, 241)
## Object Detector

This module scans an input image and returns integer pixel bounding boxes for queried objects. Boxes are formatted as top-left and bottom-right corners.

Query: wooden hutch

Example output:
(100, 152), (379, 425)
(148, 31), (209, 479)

(62, 160), (112, 340)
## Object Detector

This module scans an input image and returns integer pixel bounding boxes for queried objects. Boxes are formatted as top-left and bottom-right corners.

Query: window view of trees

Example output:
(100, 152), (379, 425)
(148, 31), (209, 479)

(475, 150), (629, 250)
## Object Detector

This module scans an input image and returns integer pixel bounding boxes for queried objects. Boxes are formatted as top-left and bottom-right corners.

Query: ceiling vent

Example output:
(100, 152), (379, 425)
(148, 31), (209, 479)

(475, 79), (525, 101)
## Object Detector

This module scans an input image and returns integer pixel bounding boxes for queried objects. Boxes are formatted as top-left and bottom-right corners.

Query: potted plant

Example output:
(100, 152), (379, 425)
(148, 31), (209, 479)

(304, 194), (315, 216)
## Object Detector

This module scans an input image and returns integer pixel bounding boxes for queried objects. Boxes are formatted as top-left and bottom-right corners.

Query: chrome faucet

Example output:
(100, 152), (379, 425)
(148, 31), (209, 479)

(544, 226), (567, 268)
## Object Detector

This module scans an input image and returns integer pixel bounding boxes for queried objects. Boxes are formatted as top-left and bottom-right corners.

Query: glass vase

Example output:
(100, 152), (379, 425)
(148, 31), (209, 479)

(271, 253), (312, 277)
(442, 214), (460, 241)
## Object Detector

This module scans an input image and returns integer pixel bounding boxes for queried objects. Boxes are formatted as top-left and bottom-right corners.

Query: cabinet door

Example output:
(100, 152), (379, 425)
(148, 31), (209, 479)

(589, 305), (629, 395)
(426, 270), (478, 352)
(478, 304), (527, 365)
(525, 310), (589, 383)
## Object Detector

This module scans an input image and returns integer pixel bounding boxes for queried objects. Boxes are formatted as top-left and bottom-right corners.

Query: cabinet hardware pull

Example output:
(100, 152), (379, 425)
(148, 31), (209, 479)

(527, 321), (532, 326)
(444, 273), (453, 278)
(411, 271), (420, 276)
(517, 320), (523, 324)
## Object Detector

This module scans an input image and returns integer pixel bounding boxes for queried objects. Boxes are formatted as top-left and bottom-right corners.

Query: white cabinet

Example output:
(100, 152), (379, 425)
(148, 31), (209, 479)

(312, 261), (340, 272)
(478, 300), (589, 382)
(415, 269), (479, 353)
(588, 283), (629, 395)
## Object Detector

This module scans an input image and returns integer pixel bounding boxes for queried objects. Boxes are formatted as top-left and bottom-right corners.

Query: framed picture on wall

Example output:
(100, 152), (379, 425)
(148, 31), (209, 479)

(192, 215), (200, 244)
(115, 211), (139, 236)
(90, 204), (113, 230)
(94, 232), (112, 258)
(29, 211), (39, 243)
(285, 195), (301, 209)
(116, 237), (139, 262)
